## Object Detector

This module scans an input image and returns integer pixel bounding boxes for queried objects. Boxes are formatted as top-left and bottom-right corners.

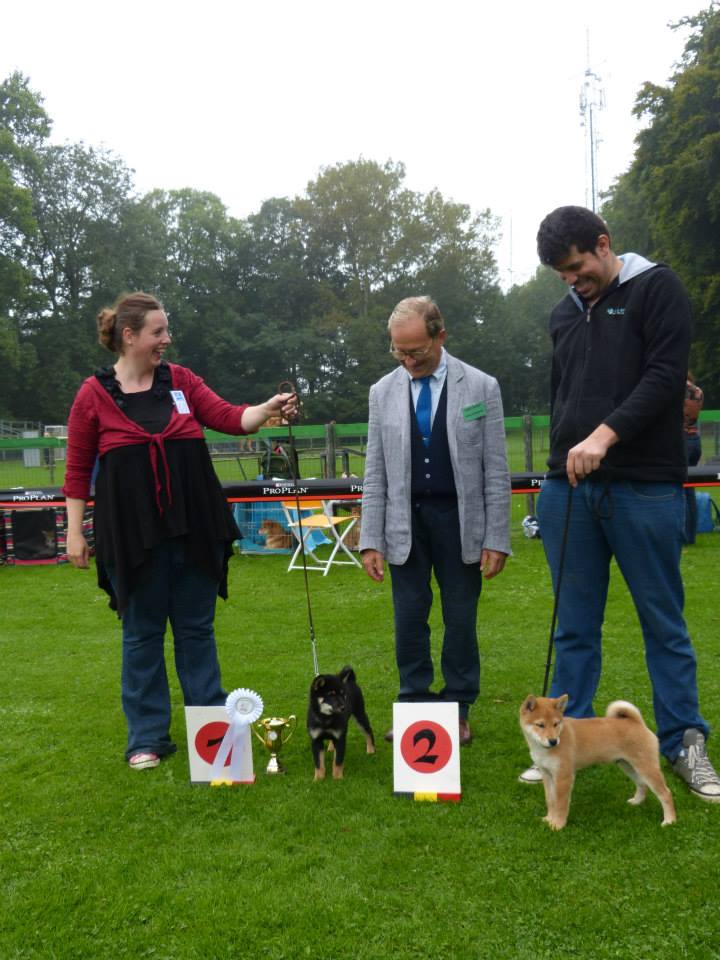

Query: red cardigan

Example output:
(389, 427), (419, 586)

(63, 362), (249, 511)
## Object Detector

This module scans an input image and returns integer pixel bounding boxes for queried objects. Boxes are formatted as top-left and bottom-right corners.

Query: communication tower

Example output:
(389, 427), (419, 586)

(579, 33), (605, 212)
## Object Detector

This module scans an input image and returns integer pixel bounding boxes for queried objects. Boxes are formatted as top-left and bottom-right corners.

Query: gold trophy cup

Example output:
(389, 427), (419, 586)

(253, 715), (297, 774)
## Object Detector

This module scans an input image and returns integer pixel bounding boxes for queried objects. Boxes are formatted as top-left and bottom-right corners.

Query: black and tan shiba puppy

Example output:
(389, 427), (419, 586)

(307, 667), (375, 780)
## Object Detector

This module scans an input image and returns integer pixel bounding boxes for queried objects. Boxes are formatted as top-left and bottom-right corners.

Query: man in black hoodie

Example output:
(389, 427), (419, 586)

(519, 205), (719, 802)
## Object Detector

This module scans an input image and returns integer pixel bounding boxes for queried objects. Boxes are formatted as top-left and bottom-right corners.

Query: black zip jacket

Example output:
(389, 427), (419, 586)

(547, 253), (691, 483)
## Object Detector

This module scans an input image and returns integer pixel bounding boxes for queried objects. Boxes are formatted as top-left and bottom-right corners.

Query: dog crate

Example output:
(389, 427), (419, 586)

(233, 501), (332, 555)
(1, 504), (94, 566)
(231, 498), (362, 557)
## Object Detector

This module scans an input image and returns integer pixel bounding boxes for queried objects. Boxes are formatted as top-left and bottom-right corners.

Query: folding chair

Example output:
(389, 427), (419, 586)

(280, 500), (362, 575)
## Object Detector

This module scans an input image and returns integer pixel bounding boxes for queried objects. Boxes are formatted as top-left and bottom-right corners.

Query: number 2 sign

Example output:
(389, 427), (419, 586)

(393, 702), (461, 800)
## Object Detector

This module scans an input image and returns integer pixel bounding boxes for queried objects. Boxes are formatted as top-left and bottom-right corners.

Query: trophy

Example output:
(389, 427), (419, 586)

(253, 715), (297, 774)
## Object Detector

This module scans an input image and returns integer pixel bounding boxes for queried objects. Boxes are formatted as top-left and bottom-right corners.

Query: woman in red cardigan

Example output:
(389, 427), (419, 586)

(64, 292), (296, 770)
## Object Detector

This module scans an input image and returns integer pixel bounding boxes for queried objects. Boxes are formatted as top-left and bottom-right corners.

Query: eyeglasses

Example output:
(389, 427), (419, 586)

(390, 339), (436, 362)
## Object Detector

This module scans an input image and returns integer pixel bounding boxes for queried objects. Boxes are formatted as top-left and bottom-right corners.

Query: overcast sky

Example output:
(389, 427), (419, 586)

(2, 0), (700, 289)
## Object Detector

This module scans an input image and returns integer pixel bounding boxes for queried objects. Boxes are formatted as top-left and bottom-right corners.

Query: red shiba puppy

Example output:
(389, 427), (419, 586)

(519, 695), (676, 830)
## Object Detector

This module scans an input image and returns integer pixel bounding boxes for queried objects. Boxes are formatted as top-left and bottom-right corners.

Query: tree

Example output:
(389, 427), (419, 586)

(303, 159), (417, 315)
(299, 160), (505, 419)
(245, 196), (339, 409)
(11, 142), (135, 420)
(413, 191), (503, 375)
(599, 166), (653, 256)
(0, 73), (49, 417)
(129, 188), (244, 373)
(601, 4), (720, 403)
(499, 268), (564, 414)
(0, 73), (510, 422)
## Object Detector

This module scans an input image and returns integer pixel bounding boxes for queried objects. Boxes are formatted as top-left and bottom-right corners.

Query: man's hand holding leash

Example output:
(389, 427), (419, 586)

(566, 423), (619, 486)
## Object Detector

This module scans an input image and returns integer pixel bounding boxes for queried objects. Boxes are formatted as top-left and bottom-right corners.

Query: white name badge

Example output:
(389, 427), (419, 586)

(170, 390), (190, 414)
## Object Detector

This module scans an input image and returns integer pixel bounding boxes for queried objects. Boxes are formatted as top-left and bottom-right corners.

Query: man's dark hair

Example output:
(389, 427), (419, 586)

(537, 205), (611, 266)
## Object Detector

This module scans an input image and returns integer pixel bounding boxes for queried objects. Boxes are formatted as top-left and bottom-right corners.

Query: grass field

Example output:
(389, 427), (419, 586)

(2, 528), (719, 959)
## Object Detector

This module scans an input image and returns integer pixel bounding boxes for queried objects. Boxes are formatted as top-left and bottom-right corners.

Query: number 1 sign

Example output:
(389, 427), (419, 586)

(392, 702), (461, 801)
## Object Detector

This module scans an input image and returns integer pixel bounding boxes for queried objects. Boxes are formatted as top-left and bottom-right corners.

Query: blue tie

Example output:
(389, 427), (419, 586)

(415, 376), (432, 447)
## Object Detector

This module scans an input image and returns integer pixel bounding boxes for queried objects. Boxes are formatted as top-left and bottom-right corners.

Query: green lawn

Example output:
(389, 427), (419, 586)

(1, 529), (719, 959)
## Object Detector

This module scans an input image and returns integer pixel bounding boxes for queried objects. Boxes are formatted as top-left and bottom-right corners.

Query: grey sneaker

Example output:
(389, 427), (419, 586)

(518, 763), (544, 784)
(672, 729), (720, 801)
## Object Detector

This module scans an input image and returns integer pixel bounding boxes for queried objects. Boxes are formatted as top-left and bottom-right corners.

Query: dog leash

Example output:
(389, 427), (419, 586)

(541, 482), (574, 696)
(276, 380), (320, 677)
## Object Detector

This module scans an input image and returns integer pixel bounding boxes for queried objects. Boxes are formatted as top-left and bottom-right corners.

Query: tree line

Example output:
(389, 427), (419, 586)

(0, 76), (534, 424)
(601, 4), (720, 405)
(1, 6), (717, 425)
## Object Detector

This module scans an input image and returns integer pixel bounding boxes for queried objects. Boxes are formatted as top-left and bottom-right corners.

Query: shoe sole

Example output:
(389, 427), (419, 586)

(686, 787), (720, 802)
(129, 758), (160, 770)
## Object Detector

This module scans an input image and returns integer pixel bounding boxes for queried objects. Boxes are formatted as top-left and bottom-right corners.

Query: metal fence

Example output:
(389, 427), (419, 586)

(1, 415), (720, 491)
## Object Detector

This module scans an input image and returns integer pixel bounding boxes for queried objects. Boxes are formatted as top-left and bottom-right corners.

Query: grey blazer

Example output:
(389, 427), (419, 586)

(359, 352), (512, 564)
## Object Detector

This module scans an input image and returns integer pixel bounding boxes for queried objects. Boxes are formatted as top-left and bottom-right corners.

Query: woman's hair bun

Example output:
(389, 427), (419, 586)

(96, 307), (119, 352)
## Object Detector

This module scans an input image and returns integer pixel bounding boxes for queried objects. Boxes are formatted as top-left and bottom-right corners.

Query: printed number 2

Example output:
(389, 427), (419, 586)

(412, 728), (439, 765)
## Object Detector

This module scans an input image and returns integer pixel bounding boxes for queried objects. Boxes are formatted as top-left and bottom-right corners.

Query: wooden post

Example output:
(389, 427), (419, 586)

(324, 421), (337, 478)
(523, 415), (535, 515)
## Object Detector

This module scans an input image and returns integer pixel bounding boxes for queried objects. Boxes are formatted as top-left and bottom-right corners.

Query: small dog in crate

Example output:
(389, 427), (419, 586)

(307, 667), (375, 780)
(258, 519), (293, 550)
(342, 505), (361, 550)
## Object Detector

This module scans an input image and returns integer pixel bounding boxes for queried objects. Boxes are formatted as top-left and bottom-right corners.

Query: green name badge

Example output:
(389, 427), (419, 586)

(462, 402), (486, 421)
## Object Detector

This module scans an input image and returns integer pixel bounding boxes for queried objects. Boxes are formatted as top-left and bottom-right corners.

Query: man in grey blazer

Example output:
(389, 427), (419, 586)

(359, 296), (511, 745)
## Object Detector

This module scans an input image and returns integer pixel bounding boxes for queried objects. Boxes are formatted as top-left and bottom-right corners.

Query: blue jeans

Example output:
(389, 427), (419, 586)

(109, 538), (227, 759)
(537, 478), (708, 760)
(389, 501), (482, 719)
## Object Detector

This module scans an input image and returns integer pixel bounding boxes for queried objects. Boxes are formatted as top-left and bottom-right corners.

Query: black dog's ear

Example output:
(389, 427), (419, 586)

(339, 665), (356, 684)
(311, 676), (326, 692)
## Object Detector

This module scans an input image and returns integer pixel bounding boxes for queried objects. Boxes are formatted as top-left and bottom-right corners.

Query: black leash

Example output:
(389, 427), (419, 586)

(541, 482), (574, 696)
(275, 381), (320, 677)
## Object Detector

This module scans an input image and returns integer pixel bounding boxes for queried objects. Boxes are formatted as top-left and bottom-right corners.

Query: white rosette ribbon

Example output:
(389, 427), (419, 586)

(209, 688), (264, 782)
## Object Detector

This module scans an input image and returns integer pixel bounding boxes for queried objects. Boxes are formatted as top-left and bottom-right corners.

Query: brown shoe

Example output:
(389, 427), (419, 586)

(384, 728), (394, 743)
(459, 719), (472, 746)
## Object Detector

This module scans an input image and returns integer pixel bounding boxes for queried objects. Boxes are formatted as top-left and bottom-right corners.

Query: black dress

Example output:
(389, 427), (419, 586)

(92, 365), (239, 614)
